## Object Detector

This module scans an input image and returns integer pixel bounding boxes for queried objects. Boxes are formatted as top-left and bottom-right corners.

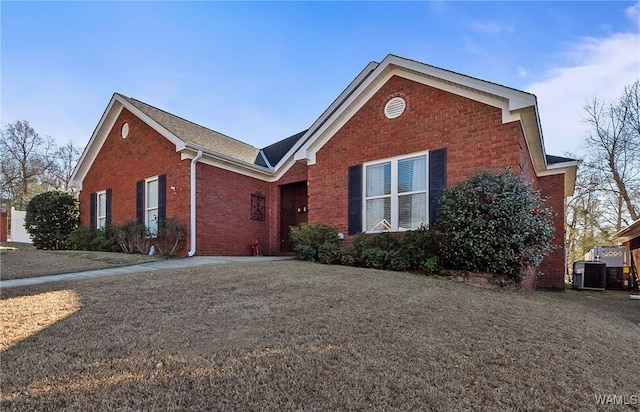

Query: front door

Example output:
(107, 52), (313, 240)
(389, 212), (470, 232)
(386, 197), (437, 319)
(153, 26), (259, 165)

(280, 181), (308, 253)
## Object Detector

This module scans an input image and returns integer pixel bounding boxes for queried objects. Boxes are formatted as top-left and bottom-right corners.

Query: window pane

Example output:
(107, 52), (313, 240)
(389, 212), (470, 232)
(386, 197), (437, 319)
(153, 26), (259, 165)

(366, 198), (391, 231)
(147, 209), (158, 236)
(399, 193), (427, 230)
(98, 193), (106, 216)
(98, 217), (106, 229)
(398, 156), (426, 193)
(147, 180), (158, 208)
(366, 162), (391, 197)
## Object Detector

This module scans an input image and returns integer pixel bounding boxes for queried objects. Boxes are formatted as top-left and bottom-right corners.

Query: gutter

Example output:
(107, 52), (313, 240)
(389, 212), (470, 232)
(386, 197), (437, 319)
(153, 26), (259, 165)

(188, 150), (203, 257)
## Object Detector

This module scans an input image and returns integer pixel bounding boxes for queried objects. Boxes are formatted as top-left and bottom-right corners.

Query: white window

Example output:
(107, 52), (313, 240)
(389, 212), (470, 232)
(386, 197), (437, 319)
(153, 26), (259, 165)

(146, 177), (159, 236)
(96, 191), (107, 229)
(364, 152), (428, 232)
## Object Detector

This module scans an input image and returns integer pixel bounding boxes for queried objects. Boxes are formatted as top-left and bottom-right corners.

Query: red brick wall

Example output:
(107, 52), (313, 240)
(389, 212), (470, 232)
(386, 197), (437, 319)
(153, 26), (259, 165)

(0, 212), (7, 242)
(537, 174), (567, 289)
(79, 108), (191, 254)
(195, 163), (270, 256)
(307, 75), (533, 235)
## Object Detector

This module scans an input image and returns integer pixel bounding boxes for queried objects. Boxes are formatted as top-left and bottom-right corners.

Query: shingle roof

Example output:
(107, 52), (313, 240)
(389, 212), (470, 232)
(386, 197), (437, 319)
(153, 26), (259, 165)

(118, 94), (260, 164)
(546, 154), (576, 165)
(256, 130), (308, 168)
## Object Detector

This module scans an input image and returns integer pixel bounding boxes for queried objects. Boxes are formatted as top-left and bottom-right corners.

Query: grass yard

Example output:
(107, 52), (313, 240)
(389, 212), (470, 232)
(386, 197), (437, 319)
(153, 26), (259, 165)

(0, 243), (162, 280)
(1, 261), (638, 411)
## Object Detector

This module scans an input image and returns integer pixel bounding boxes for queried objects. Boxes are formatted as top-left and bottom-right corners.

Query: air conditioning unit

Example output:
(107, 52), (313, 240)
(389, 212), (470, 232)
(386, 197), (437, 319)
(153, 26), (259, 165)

(584, 246), (632, 290)
(572, 261), (607, 290)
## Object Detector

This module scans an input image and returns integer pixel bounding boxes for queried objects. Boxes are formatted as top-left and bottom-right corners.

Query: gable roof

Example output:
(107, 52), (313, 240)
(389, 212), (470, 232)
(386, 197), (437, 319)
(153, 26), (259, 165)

(291, 54), (577, 195)
(294, 54), (541, 165)
(118, 94), (260, 164)
(70, 93), (275, 189)
(71, 54), (577, 193)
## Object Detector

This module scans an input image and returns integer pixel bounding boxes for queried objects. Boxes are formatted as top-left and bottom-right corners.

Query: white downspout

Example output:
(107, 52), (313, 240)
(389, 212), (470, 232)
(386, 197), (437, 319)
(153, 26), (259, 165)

(188, 150), (203, 257)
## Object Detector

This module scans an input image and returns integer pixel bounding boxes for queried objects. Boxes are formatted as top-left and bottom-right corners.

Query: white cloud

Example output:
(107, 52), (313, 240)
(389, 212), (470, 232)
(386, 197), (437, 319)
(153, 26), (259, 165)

(626, 1), (640, 22)
(527, 32), (640, 157)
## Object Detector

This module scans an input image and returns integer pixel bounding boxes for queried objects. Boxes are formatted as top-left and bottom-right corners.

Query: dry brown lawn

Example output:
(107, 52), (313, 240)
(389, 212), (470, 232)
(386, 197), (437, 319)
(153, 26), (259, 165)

(0, 242), (161, 280)
(1, 261), (638, 411)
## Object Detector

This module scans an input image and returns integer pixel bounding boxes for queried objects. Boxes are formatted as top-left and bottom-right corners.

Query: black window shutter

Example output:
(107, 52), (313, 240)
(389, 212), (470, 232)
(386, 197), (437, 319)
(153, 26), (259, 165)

(429, 148), (447, 227)
(105, 189), (112, 226)
(89, 192), (97, 229)
(347, 165), (362, 235)
(136, 180), (144, 225)
(158, 174), (166, 225)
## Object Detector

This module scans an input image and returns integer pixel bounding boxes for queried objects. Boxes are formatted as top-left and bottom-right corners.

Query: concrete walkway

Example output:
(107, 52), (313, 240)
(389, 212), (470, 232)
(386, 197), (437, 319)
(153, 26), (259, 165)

(0, 256), (294, 289)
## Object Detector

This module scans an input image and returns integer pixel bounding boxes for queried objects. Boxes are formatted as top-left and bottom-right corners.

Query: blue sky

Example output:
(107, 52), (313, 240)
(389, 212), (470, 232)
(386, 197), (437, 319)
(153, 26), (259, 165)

(2, 1), (639, 158)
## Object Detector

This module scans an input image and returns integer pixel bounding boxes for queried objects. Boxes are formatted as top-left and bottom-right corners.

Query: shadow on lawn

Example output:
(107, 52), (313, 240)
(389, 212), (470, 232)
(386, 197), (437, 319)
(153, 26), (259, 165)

(1, 263), (639, 411)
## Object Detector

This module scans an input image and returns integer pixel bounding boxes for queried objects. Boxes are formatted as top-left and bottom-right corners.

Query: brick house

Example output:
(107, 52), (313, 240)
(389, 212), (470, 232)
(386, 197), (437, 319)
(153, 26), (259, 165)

(70, 54), (577, 289)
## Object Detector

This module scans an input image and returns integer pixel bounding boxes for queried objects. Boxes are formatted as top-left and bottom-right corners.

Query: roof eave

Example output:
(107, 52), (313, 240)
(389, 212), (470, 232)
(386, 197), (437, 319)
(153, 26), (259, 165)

(538, 161), (578, 197)
(611, 218), (640, 244)
(182, 143), (274, 177)
(70, 94), (188, 190)
(293, 54), (540, 166)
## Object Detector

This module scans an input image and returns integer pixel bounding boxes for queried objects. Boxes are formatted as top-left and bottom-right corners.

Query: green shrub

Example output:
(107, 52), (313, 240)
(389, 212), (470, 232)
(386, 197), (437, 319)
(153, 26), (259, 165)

(288, 222), (443, 275)
(155, 217), (187, 256)
(318, 242), (341, 264)
(398, 224), (440, 271)
(25, 191), (79, 250)
(342, 233), (371, 267)
(423, 256), (439, 274)
(94, 226), (119, 252)
(68, 225), (123, 252)
(362, 248), (394, 270)
(339, 247), (357, 266)
(438, 168), (554, 281)
(67, 225), (96, 250)
(289, 223), (340, 261)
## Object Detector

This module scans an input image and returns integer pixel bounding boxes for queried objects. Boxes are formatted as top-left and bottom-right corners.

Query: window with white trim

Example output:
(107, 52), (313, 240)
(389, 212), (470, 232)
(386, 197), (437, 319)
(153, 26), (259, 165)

(364, 152), (428, 232)
(146, 177), (159, 236)
(96, 190), (107, 229)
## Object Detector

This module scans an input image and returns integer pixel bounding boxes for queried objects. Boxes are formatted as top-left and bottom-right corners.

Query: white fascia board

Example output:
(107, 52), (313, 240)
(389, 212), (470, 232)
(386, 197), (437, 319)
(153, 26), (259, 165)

(181, 144), (275, 182)
(279, 61), (379, 168)
(295, 65), (527, 165)
(117, 96), (186, 152)
(546, 160), (579, 170)
(69, 96), (124, 189)
(384, 55), (536, 111)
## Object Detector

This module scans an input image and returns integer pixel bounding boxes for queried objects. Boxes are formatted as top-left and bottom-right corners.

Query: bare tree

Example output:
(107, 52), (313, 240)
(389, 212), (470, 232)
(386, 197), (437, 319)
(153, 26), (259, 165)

(0, 121), (56, 210)
(45, 141), (81, 193)
(565, 159), (615, 271)
(583, 81), (640, 230)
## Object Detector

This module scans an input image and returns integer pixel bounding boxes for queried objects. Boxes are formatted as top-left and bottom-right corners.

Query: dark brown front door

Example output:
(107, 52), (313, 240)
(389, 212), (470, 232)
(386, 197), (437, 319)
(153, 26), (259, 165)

(280, 181), (308, 253)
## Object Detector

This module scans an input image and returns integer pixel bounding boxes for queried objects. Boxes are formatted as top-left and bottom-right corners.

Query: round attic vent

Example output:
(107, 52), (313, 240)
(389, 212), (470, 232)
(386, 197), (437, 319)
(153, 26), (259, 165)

(121, 123), (129, 139)
(384, 97), (406, 119)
